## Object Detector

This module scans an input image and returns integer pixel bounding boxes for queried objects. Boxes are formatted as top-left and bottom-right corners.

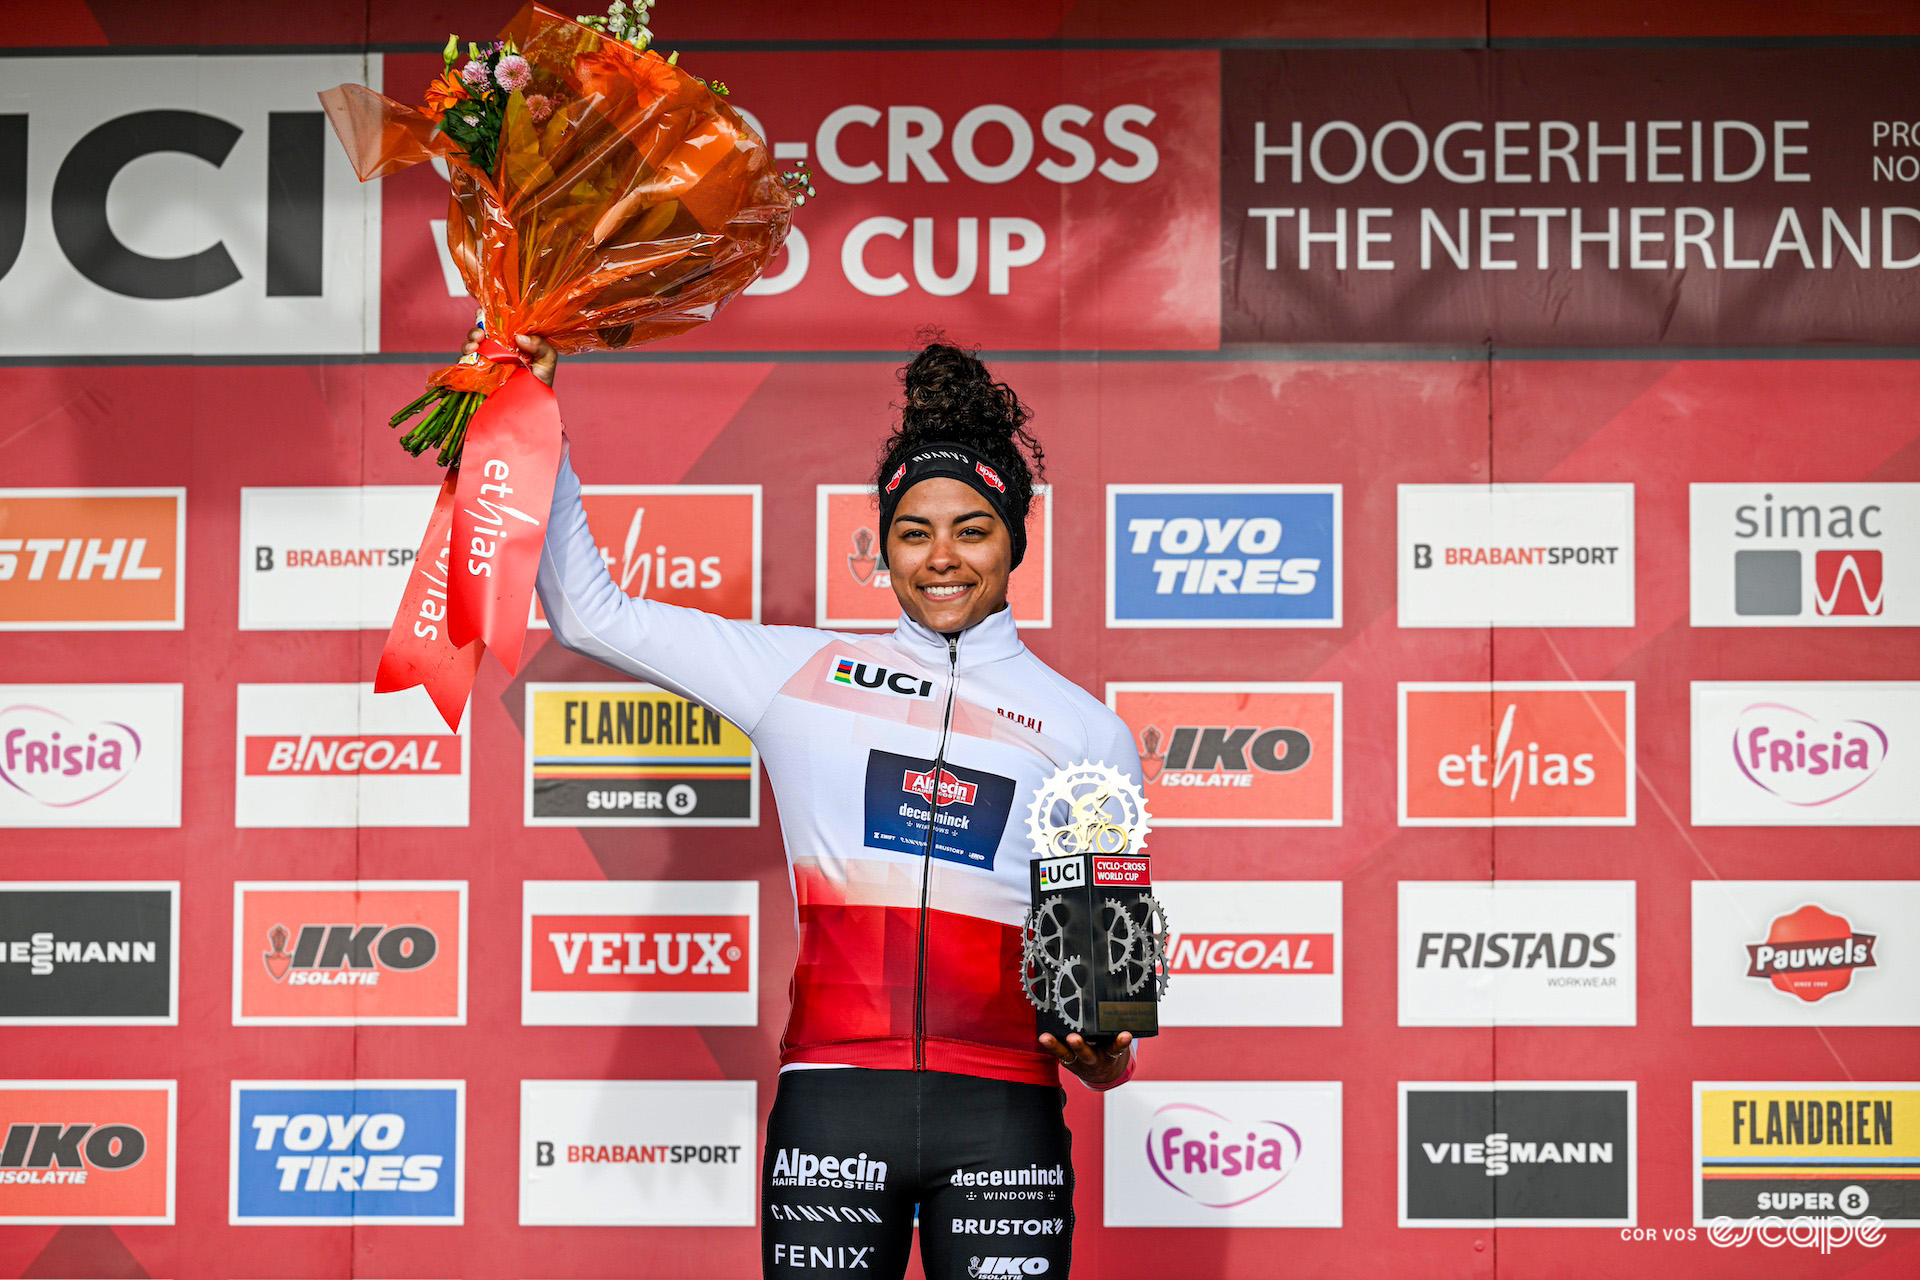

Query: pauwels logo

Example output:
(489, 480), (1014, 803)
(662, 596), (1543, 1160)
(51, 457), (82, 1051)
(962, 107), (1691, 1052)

(232, 882), (466, 1026)
(1399, 683), (1634, 827)
(1401, 1083), (1635, 1227)
(522, 881), (759, 1026)
(230, 1081), (463, 1224)
(0, 1081), (175, 1223)
(0, 883), (178, 1025)
(1690, 484), (1920, 626)
(0, 685), (182, 828)
(1745, 905), (1876, 1004)
(533, 486), (760, 628)
(1109, 683), (1340, 827)
(1107, 485), (1341, 627)
(1692, 683), (1919, 826)
(234, 683), (469, 829)
(0, 490), (183, 629)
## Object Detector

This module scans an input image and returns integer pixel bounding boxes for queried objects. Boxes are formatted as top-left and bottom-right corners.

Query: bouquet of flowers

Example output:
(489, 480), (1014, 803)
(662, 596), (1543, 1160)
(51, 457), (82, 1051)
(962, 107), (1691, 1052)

(319, 1), (810, 727)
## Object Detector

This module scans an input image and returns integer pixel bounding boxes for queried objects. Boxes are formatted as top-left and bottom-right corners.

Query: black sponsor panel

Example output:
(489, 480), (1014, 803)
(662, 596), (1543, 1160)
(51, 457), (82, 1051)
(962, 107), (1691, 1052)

(533, 777), (754, 822)
(1405, 1087), (1631, 1223)
(0, 887), (174, 1020)
(1701, 1177), (1920, 1222)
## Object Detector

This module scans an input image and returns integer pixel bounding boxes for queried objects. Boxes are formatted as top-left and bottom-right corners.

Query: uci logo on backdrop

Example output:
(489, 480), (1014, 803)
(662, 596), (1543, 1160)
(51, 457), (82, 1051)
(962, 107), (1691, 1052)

(1106, 486), (1341, 627)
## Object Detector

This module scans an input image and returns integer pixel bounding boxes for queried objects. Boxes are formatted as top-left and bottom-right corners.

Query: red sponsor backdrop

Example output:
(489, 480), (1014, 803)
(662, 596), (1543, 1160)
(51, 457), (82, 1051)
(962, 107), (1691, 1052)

(3, 1), (1920, 1278)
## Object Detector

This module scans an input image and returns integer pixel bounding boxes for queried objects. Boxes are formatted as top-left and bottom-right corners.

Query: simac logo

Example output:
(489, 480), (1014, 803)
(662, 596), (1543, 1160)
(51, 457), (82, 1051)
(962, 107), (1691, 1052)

(1690, 484), (1918, 627)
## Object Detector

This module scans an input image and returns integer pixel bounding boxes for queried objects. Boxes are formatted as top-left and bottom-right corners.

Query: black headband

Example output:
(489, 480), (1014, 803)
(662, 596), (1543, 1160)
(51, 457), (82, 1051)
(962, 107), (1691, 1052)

(877, 444), (1027, 570)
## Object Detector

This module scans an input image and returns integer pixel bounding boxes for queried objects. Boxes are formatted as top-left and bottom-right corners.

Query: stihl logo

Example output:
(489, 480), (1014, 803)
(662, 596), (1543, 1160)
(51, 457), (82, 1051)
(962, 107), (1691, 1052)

(905, 767), (976, 807)
(0, 491), (182, 629)
(530, 913), (751, 993)
(1400, 683), (1633, 826)
(0, 1122), (146, 1175)
(1168, 933), (1332, 973)
(242, 734), (461, 776)
(262, 923), (437, 986)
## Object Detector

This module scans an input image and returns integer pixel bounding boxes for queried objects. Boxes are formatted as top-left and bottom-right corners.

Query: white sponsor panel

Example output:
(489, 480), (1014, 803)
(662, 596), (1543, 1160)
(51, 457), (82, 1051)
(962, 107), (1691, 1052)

(1398, 483), (1634, 627)
(520, 880), (759, 1026)
(1156, 881), (1341, 1028)
(1692, 880), (1919, 1027)
(1398, 881), (1636, 1027)
(519, 1079), (757, 1226)
(1692, 682), (1920, 826)
(1690, 483), (1920, 626)
(233, 683), (469, 828)
(0, 56), (378, 356)
(0, 684), (182, 828)
(239, 487), (438, 630)
(1104, 1080), (1342, 1227)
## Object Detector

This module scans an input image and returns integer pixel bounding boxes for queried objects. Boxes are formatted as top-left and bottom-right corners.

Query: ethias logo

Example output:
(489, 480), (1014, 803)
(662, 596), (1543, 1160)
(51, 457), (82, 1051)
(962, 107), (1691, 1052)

(1400, 683), (1634, 826)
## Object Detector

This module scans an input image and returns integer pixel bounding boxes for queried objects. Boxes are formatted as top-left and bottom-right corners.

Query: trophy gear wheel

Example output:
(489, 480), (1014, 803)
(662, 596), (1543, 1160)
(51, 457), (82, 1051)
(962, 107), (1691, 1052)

(1024, 760), (1151, 859)
(1020, 898), (1074, 1012)
(1097, 898), (1153, 996)
(1049, 957), (1090, 1032)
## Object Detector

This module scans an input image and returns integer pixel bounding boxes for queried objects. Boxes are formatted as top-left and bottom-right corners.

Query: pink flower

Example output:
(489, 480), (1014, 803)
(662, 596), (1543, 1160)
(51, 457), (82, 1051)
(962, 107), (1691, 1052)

(525, 94), (554, 124)
(459, 59), (489, 88)
(495, 54), (532, 92)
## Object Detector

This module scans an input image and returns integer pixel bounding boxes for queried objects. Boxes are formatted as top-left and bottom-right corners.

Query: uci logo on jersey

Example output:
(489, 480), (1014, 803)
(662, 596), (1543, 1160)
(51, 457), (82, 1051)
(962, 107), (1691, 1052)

(831, 656), (935, 699)
(1106, 486), (1341, 628)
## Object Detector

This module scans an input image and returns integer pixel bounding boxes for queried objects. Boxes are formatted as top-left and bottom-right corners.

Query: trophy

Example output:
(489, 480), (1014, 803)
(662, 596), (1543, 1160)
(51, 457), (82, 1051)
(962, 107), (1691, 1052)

(1019, 761), (1170, 1043)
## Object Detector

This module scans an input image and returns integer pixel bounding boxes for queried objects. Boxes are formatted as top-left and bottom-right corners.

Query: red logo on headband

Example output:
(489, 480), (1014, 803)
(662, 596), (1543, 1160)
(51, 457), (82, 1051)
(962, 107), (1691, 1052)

(885, 464), (907, 494)
(976, 463), (1006, 493)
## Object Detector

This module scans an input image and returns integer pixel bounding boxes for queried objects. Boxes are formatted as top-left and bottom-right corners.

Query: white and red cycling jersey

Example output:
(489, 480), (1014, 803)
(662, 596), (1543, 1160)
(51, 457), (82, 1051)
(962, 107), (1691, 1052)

(538, 455), (1142, 1086)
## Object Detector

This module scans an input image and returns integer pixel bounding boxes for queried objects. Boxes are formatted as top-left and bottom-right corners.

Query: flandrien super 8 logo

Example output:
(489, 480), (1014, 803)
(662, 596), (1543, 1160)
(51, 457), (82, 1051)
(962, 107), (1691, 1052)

(1107, 486), (1341, 627)
(230, 1081), (462, 1224)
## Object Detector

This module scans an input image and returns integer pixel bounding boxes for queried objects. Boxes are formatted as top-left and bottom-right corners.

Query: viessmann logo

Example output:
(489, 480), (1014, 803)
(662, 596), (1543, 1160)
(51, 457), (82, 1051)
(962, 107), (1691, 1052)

(1399, 683), (1634, 826)
(0, 685), (182, 828)
(235, 684), (470, 828)
(233, 882), (467, 1026)
(1691, 484), (1919, 626)
(0, 1081), (175, 1223)
(0, 884), (178, 1025)
(0, 490), (183, 630)
(532, 487), (761, 627)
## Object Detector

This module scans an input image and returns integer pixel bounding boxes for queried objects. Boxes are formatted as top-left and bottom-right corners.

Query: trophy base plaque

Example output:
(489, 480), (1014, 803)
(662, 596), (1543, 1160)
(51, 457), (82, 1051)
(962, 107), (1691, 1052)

(1022, 850), (1166, 1044)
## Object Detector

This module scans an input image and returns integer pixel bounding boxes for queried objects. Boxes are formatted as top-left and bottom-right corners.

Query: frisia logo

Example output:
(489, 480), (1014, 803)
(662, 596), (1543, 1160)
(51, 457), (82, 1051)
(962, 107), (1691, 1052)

(0, 704), (141, 808)
(1145, 1103), (1301, 1208)
(905, 767), (977, 807)
(260, 922), (437, 986)
(1731, 702), (1887, 806)
(242, 733), (461, 776)
(1168, 933), (1332, 974)
(1744, 904), (1877, 1003)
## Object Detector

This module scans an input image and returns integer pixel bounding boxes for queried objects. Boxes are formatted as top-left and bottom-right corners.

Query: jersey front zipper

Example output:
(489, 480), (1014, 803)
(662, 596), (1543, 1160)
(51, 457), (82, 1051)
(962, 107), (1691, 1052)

(912, 630), (961, 1071)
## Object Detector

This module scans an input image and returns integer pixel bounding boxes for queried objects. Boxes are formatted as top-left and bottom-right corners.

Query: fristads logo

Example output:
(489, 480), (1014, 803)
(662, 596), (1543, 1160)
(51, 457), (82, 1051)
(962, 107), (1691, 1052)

(0, 1081), (174, 1223)
(1692, 881), (1920, 1027)
(1401, 1083), (1635, 1227)
(234, 683), (468, 828)
(0, 56), (373, 357)
(1155, 882), (1341, 1028)
(1104, 1081), (1342, 1227)
(1694, 1084), (1920, 1225)
(1398, 484), (1634, 627)
(1108, 683), (1339, 826)
(1690, 483), (1920, 626)
(230, 1080), (463, 1224)
(233, 882), (466, 1026)
(832, 655), (935, 699)
(862, 748), (1016, 869)
(0, 883), (177, 1025)
(1692, 682), (1918, 827)
(815, 485), (1052, 629)
(532, 486), (761, 628)
(521, 880), (758, 1027)
(520, 1079), (756, 1226)
(1399, 682), (1634, 826)
(0, 490), (183, 630)
(1398, 881), (1635, 1027)
(238, 486), (436, 630)
(1107, 485), (1341, 627)
(525, 684), (758, 827)
(0, 684), (182, 828)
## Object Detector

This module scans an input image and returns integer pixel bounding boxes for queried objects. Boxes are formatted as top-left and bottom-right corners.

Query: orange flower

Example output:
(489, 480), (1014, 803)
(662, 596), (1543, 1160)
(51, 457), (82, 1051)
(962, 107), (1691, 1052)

(421, 70), (467, 123)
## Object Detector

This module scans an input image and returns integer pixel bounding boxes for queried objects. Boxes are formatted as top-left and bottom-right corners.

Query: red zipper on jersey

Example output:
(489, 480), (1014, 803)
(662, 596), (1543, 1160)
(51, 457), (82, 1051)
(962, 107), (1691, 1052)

(912, 631), (961, 1071)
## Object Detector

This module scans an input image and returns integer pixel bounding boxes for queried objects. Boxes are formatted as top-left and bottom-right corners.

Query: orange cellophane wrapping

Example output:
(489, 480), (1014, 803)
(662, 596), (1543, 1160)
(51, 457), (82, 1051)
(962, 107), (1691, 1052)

(319, 1), (795, 372)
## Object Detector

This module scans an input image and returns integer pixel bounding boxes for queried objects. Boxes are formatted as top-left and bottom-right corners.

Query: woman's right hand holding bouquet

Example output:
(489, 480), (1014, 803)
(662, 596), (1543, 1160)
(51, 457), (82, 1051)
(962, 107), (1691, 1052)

(464, 328), (559, 388)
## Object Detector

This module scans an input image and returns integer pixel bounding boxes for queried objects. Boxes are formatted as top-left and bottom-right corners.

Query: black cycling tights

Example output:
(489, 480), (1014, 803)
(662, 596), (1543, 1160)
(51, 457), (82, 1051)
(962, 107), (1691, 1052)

(762, 1068), (1075, 1280)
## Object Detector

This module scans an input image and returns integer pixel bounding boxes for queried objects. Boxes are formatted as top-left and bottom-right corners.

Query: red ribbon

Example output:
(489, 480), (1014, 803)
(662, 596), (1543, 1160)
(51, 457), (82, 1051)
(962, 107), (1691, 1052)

(376, 336), (562, 730)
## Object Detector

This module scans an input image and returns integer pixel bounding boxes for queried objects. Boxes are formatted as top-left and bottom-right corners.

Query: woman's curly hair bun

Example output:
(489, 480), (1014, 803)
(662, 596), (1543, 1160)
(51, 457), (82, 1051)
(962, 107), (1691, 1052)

(877, 332), (1045, 514)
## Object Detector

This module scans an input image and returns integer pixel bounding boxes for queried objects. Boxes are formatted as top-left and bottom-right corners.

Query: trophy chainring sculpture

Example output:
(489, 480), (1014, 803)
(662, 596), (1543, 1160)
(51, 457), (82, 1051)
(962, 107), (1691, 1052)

(1019, 761), (1169, 1042)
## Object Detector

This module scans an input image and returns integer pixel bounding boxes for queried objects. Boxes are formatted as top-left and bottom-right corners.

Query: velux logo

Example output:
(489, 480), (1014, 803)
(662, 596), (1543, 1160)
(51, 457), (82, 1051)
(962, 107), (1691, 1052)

(539, 918), (749, 990)
(1400, 683), (1634, 827)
